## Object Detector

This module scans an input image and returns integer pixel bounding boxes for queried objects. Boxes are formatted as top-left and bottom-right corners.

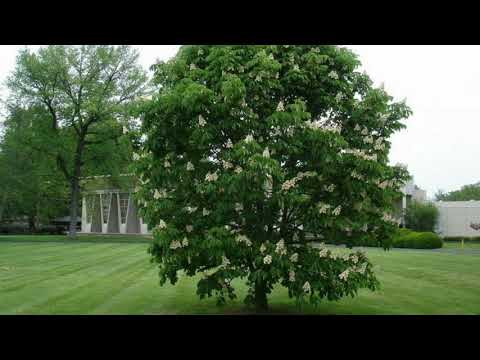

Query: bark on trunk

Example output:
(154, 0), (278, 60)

(68, 138), (85, 238)
(254, 280), (269, 313)
(28, 215), (37, 234)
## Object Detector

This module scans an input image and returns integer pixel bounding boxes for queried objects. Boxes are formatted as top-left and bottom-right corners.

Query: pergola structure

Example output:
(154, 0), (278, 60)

(80, 175), (150, 235)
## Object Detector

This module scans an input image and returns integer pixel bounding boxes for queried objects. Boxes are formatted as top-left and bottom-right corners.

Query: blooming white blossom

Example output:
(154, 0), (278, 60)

(186, 225), (193, 233)
(276, 101), (285, 112)
(198, 114), (207, 127)
(324, 184), (335, 193)
(319, 248), (329, 258)
(153, 189), (165, 200)
(262, 147), (270, 158)
(245, 134), (254, 143)
(164, 160), (171, 168)
(260, 243), (267, 253)
(335, 92), (344, 102)
(351, 170), (363, 180)
(226, 138), (233, 148)
(158, 220), (167, 230)
(202, 208), (210, 216)
(328, 70), (339, 80)
(235, 203), (244, 212)
(332, 205), (342, 216)
(275, 239), (287, 256)
(170, 240), (182, 250)
(289, 270), (296, 282)
(290, 253), (299, 263)
(222, 256), (230, 268)
(133, 153), (140, 161)
(205, 172), (219, 182)
(185, 206), (198, 214)
(354, 124), (361, 132)
(255, 74), (262, 82)
(282, 179), (297, 191)
(234, 166), (243, 174)
(222, 160), (233, 169)
(303, 281), (311, 293)
(190, 63), (197, 70)
(186, 162), (195, 171)
(123, 126), (128, 134)
(263, 255), (272, 265)
(361, 127), (369, 136)
(182, 237), (189, 247)
(363, 136), (374, 144)
(350, 255), (359, 264)
(361, 223), (368, 232)
(339, 269), (350, 281)
(293, 64), (300, 71)
(317, 202), (331, 214)
(236, 234), (252, 246)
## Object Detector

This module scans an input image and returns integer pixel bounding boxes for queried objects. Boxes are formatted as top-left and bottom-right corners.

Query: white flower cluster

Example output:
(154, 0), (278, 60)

(303, 281), (311, 293)
(186, 162), (195, 171)
(290, 253), (298, 263)
(198, 114), (207, 127)
(342, 149), (378, 161)
(281, 178), (297, 191)
(350, 255), (359, 264)
(235, 203), (243, 212)
(276, 101), (285, 112)
(335, 92), (344, 102)
(185, 206), (198, 214)
(245, 134), (254, 143)
(354, 263), (367, 274)
(363, 136), (374, 145)
(328, 70), (339, 80)
(205, 171), (219, 182)
(164, 159), (171, 168)
(324, 184), (336, 193)
(339, 269), (350, 281)
(170, 237), (189, 250)
(221, 255), (230, 268)
(186, 225), (193, 233)
(382, 212), (399, 224)
(236, 234), (252, 247)
(275, 239), (287, 256)
(263, 255), (272, 265)
(260, 243), (267, 253)
(332, 205), (342, 216)
(305, 119), (342, 134)
(318, 248), (329, 258)
(226, 138), (233, 148)
(153, 189), (167, 200)
(374, 137), (386, 151)
(133, 153), (140, 161)
(190, 63), (197, 70)
(262, 148), (270, 158)
(289, 270), (296, 282)
(222, 160), (233, 169)
(234, 166), (243, 174)
(351, 170), (364, 180)
(202, 208), (210, 216)
(317, 202), (331, 214)
(157, 219), (167, 230)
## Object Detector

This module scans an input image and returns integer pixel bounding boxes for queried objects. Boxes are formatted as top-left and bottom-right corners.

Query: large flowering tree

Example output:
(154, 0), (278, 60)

(135, 45), (411, 312)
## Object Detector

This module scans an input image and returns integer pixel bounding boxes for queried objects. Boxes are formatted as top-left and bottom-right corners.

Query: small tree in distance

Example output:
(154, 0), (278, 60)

(136, 45), (412, 312)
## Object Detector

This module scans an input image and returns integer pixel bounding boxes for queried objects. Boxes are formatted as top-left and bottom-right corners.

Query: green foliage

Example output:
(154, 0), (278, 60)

(435, 183), (480, 201)
(405, 201), (439, 232)
(442, 236), (480, 243)
(392, 230), (443, 249)
(137, 45), (412, 310)
(5, 45), (149, 235)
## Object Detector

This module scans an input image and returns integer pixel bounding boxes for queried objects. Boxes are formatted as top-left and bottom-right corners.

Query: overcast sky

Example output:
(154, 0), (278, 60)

(1, 45), (478, 198)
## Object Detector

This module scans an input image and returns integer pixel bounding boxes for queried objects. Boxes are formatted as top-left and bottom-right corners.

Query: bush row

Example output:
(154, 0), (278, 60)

(392, 230), (443, 249)
(0, 224), (65, 235)
(442, 236), (480, 242)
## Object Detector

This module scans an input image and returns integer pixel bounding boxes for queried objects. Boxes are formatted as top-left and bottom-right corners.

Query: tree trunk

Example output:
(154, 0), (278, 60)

(28, 214), (37, 234)
(254, 280), (269, 313)
(68, 139), (85, 238)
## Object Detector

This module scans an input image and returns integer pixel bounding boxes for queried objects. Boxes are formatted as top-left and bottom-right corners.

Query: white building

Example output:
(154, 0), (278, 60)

(435, 201), (480, 238)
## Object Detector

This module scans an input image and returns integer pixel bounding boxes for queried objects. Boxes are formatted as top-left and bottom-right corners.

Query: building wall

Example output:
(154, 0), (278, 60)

(435, 201), (480, 237)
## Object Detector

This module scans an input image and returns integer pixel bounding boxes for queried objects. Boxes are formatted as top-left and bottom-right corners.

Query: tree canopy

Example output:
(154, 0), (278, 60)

(435, 182), (480, 201)
(6, 45), (149, 235)
(134, 45), (411, 311)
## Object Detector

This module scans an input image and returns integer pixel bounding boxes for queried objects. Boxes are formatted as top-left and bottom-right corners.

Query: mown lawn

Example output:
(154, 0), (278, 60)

(0, 235), (479, 315)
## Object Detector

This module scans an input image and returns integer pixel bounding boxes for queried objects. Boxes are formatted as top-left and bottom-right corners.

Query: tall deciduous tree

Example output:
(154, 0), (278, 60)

(136, 45), (411, 312)
(7, 45), (149, 236)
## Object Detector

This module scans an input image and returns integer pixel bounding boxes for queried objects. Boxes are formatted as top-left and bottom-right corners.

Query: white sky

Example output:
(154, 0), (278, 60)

(1, 45), (478, 198)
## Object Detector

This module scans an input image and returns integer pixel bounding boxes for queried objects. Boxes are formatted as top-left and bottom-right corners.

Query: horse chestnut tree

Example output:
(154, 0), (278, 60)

(134, 45), (411, 312)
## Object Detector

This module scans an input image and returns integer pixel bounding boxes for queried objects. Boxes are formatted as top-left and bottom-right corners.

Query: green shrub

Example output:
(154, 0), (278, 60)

(393, 231), (443, 249)
(443, 236), (480, 243)
(405, 201), (439, 232)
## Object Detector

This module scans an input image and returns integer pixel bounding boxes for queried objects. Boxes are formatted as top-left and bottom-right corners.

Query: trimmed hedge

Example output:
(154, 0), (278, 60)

(393, 230), (443, 249)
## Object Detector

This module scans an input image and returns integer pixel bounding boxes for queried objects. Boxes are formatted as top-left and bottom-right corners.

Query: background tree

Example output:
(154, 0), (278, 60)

(404, 201), (439, 232)
(136, 45), (411, 312)
(435, 182), (480, 201)
(0, 105), (69, 230)
(7, 45), (149, 236)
